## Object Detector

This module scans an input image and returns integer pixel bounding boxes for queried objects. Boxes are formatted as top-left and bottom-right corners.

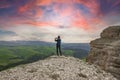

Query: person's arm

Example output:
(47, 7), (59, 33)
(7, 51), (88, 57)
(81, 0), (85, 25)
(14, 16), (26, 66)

(55, 38), (58, 42)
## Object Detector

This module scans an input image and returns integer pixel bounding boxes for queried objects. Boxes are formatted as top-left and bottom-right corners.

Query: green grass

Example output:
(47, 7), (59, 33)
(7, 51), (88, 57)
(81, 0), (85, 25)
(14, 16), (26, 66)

(0, 46), (74, 71)
(0, 48), (21, 65)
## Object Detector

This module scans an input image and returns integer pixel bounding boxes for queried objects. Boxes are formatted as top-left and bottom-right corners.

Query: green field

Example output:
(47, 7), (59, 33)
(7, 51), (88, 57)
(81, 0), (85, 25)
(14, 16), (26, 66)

(0, 46), (74, 71)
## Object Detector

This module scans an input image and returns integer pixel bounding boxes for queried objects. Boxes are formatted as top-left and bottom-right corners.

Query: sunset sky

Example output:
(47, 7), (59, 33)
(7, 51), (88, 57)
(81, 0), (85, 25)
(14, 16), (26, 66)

(0, 0), (120, 43)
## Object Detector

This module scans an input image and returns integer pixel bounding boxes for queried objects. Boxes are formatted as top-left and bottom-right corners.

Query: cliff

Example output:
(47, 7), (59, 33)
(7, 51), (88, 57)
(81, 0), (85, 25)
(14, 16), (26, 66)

(87, 26), (120, 79)
(0, 56), (116, 80)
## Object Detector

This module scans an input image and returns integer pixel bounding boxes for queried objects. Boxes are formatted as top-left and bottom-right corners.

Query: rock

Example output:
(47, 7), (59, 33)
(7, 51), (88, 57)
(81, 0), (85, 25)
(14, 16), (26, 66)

(0, 56), (117, 80)
(87, 26), (120, 79)
(101, 26), (120, 38)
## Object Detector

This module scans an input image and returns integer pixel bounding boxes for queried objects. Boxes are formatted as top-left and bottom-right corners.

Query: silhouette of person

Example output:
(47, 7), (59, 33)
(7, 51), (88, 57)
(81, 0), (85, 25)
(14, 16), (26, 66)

(55, 36), (62, 56)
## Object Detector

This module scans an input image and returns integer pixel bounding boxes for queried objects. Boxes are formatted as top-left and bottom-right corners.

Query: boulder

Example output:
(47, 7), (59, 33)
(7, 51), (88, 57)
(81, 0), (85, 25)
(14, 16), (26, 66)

(101, 26), (120, 38)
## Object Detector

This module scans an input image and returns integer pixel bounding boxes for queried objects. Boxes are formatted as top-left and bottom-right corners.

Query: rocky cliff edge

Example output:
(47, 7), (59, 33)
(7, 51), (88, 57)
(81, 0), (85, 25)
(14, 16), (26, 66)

(87, 26), (120, 79)
(0, 56), (117, 80)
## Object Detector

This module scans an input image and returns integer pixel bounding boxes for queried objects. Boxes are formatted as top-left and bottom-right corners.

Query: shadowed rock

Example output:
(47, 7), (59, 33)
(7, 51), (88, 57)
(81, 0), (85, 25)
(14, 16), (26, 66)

(87, 26), (120, 79)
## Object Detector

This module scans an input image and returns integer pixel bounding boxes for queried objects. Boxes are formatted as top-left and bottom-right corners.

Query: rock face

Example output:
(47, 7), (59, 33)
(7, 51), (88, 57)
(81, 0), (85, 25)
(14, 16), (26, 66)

(0, 56), (116, 80)
(87, 26), (120, 79)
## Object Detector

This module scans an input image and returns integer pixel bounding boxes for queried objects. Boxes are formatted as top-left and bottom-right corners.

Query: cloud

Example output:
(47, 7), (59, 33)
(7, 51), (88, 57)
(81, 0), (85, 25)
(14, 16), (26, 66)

(0, 4), (11, 8)
(74, 0), (100, 15)
(36, 0), (52, 6)
(0, 30), (16, 36)
(23, 21), (59, 27)
(0, 30), (18, 41)
(0, 0), (120, 42)
(14, 0), (103, 31)
(0, 0), (12, 8)
(3, 25), (93, 43)
(98, 0), (120, 15)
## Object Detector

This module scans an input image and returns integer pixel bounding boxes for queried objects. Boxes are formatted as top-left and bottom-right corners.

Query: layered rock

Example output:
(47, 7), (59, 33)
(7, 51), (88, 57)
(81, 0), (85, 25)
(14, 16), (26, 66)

(0, 56), (116, 80)
(87, 26), (120, 79)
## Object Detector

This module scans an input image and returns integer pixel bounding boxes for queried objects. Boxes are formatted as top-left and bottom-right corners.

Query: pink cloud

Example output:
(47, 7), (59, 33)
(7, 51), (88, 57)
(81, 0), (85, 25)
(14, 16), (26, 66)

(70, 9), (105, 31)
(16, 0), (103, 31)
(75, 0), (101, 15)
(23, 21), (59, 27)
(17, 1), (43, 18)
(54, 0), (74, 4)
(1, 0), (112, 32)
(18, 5), (30, 13)
(71, 11), (91, 30)
(34, 9), (43, 17)
(36, 0), (52, 6)
(53, 4), (74, 17)
(18, 1), (35, 13)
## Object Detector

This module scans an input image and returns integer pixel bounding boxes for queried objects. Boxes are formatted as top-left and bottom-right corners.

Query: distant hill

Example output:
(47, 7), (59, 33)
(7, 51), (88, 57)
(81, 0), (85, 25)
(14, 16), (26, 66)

(62, 43), (90, 59)
(0, 41), (90, 58)
(0, 41), (90, 50)
(0, 41), (54, 46)
(62, 43), (90, 51)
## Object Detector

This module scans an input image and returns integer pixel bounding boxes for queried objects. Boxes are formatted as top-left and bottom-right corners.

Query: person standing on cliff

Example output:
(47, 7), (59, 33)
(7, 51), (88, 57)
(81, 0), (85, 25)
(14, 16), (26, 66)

(55, 36), (62, 56)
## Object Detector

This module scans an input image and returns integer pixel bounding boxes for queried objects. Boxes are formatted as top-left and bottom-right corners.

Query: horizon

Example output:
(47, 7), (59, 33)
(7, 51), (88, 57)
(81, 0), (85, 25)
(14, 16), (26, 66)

(0, 40), (89, 44)
(0, 0), (120, 43)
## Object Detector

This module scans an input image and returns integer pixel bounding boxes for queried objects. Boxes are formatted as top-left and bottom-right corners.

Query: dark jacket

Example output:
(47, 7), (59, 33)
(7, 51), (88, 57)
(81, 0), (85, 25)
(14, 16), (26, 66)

(55, 38), (61, 46)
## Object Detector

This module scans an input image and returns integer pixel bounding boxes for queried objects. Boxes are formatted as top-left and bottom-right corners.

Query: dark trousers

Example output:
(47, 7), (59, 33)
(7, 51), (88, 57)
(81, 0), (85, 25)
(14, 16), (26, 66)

(56, 45), (62, 56)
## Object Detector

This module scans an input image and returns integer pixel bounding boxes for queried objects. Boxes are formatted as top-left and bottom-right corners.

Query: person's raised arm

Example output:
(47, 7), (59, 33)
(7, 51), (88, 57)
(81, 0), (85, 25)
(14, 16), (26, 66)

(55, 37), (58, 42)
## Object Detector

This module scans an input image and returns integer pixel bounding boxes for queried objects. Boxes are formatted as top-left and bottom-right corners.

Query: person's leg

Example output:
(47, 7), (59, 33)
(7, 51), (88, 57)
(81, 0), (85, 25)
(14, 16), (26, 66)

(59, 45), (62, 56)
(56, 45), (59, 56)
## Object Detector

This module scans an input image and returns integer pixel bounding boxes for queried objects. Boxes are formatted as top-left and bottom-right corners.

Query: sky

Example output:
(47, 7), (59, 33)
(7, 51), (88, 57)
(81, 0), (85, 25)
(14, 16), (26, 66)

(0, 0), (120, 43)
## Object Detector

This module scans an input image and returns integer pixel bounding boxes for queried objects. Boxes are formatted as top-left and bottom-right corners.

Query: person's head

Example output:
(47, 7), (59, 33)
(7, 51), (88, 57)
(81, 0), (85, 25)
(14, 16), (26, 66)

(58, 36), (60, 38)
